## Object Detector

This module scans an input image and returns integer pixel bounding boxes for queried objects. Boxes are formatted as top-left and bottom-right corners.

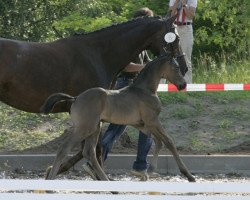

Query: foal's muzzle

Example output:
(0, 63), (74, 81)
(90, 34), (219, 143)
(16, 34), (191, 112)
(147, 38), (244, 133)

(177, 82), (187, 91)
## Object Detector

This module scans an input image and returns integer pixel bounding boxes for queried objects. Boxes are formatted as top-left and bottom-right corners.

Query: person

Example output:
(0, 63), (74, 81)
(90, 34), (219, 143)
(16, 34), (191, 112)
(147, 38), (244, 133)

(83, 7), (156, 181)
(169, 0), (197, 83)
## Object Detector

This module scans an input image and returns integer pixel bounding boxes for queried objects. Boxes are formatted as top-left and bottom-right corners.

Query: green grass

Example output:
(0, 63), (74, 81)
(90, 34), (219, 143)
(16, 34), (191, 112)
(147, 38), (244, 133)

(193, 55), (250, 83)
(0, 102), (69, 151)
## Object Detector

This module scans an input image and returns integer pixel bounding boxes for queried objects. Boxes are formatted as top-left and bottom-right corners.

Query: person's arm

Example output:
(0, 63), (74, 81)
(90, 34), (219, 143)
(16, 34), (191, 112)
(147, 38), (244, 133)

(169, 0), (196, 19)
(123, 62), (144, 72)
(169, 0), (180, 16)
(182, 0), (196, 19)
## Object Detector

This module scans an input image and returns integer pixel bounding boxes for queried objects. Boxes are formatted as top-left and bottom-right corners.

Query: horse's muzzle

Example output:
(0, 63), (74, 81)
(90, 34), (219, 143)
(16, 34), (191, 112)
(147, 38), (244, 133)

(177, 82), (187, 91)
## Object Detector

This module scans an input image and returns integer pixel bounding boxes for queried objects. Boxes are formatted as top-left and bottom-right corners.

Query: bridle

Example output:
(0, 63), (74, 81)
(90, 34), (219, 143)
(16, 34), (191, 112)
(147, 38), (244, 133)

(162, 28), (185, 60)
(161, 27), (187, 75)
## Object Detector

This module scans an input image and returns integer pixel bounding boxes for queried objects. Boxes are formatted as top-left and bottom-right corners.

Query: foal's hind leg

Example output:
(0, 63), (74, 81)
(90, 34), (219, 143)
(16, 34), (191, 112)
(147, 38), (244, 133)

(45, 150), (83, 179)
(46, 130), (82, 180)
(46, 135), (104, 178)
(148, 138), (162, 173)
(147, 119), (195, 182)
(82, 125), (109, 181)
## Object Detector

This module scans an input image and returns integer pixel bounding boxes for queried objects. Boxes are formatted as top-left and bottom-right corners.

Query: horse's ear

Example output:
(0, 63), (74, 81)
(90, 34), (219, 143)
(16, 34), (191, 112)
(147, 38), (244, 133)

(164, 11), (172, 19)
(165, 14), (177, 27)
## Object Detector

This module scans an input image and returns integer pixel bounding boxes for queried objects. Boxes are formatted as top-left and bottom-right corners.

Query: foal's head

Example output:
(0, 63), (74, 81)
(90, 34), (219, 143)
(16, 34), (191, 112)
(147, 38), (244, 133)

(161, 56), (187, 91)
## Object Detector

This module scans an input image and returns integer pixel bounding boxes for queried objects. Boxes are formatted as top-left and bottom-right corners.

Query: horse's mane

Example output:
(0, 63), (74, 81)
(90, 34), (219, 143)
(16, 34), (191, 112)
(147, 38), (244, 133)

(73, 16), (162, 37)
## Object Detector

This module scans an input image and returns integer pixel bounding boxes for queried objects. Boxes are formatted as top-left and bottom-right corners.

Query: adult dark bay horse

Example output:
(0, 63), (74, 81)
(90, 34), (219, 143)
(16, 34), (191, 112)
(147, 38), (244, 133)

(41, 54), (195, 182)
(0, 16), (184, 113)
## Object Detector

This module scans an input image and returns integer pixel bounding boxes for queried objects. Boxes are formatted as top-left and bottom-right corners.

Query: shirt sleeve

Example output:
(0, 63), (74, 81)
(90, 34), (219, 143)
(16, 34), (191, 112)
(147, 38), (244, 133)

(189, 0), (198, 8)
(169, 0), (175, 7)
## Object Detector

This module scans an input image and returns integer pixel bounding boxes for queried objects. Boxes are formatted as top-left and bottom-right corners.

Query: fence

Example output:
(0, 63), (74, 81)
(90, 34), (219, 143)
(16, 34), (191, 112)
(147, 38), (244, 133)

(1, 179), (250, 199)
(157, 83), (250, 92)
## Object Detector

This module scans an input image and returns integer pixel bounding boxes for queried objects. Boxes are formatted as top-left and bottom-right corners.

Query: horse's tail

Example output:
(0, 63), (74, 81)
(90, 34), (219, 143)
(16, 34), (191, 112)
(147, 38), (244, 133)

(40, 93), (76, 114)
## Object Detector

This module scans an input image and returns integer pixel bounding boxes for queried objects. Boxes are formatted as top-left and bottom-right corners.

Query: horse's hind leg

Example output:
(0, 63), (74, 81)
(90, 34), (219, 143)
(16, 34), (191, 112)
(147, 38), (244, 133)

(147, 120), (195, 182)
(148, 138), (162, 173)
(82, 125), (109, 181)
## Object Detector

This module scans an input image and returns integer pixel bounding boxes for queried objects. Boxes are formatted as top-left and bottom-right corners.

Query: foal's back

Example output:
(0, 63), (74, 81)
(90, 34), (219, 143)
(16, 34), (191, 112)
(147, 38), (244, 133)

(70, 86), (159, 128)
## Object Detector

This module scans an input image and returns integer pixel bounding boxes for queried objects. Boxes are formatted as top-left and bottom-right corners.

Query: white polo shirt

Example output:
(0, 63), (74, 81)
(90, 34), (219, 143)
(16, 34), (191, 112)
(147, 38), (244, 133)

(169, 0), (197, 23)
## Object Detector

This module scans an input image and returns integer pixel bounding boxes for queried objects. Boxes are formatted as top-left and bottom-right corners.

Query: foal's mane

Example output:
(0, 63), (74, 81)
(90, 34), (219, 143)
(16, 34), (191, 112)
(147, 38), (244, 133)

(132, 55), (169, 84)
(73, 16), (163, 37)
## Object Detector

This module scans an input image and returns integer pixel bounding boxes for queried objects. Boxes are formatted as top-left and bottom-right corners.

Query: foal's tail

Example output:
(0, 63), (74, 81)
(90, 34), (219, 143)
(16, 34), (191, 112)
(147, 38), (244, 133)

(40, 93), (76, 114)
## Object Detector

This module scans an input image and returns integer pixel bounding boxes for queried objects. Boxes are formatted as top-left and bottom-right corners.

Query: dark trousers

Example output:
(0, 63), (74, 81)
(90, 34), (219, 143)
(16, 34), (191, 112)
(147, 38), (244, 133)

(101, 77), (153, 171)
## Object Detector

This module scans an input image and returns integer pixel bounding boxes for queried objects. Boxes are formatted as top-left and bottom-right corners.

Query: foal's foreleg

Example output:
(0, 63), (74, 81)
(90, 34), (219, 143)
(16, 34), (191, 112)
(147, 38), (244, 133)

(148, 121), (195, 182)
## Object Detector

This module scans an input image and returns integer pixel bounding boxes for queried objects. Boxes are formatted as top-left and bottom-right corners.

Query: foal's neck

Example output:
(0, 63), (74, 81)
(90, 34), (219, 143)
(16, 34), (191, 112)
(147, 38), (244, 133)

(131, 57), (167, 95)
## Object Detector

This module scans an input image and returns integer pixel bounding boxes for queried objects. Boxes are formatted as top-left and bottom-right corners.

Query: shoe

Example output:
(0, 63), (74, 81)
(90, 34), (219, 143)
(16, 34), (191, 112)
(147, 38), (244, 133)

(130, 169), (149, 181)
(82, 162), (99, 180)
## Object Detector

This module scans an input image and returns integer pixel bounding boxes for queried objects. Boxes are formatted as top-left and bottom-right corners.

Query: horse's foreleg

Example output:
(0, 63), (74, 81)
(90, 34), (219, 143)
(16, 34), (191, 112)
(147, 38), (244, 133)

(147, 120), (195, 182)
(148, 137), (162, 173)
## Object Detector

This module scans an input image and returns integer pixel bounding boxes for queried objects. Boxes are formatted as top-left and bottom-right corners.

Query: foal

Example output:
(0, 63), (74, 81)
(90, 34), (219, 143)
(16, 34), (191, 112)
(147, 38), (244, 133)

(41, 55), (195, 182)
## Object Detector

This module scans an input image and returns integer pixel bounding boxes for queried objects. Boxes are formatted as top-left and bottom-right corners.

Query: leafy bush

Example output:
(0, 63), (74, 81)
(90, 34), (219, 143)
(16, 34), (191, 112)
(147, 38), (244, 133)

(194, 0), (249, 60)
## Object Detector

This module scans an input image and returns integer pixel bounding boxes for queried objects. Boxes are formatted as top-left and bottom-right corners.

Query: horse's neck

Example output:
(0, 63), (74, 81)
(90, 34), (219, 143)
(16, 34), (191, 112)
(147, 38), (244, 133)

(88, 18), (163, 82)
(65, 18), (164, 88)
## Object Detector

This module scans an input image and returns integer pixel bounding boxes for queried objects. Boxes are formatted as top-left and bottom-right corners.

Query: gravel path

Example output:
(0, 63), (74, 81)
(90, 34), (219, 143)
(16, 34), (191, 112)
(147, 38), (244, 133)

(1, 169), (250, 183)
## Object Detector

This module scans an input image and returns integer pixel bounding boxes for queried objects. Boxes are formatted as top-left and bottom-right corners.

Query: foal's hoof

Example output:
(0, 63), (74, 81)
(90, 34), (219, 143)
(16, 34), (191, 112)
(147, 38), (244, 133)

(45, 166), (52, 179)
(140, 175), (149, 181)
(188, 175), (196, 182)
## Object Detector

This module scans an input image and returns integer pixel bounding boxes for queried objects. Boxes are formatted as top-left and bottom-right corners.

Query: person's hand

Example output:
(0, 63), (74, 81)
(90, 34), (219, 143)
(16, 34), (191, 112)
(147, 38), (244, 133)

(182, 0), (187, 5)
(173, 0), (180, 7)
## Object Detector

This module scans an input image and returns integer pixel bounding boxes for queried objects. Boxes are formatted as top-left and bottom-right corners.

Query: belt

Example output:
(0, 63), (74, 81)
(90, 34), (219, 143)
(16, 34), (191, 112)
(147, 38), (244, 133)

(174, 22), (192, 26)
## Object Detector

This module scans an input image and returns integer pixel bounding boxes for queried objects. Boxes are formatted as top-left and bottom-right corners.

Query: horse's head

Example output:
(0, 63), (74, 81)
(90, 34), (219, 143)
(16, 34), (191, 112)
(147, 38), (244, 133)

(148, 16), (188, 77)
(161, 55), (187, 91)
